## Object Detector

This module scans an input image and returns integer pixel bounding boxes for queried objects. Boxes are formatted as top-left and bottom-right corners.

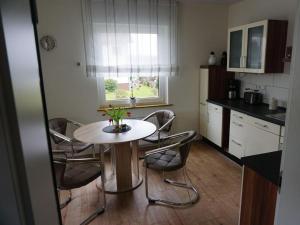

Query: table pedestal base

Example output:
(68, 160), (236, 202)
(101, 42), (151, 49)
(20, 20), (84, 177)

(97, 141), (142, 194)
(97, 175), (143, 194)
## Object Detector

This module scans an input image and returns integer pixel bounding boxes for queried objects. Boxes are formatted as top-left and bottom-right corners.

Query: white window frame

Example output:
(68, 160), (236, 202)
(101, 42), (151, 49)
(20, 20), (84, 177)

(98, 76), (168, 107)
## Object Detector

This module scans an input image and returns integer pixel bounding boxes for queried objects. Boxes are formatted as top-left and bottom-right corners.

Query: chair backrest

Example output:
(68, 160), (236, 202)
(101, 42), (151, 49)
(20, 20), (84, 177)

(150, 110), (175, 132)
(177, 131), (197, 167)
(49, 118), (68, 144)
(53, 157), (67, 189)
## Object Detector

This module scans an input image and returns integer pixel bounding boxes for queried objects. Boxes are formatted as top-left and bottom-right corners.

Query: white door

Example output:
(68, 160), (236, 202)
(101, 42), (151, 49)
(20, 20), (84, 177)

(228, 116), (247, 159)
(199, 68), (208, 103)
(276, 3), (300, 223)
(244, 20), (268, 73)
(200, 104), (208, 137)
(227, 25), (246, 72)
(199, 68), (209, 137)
(207, 103), (223, 147)
(244, 124), (280, 156)
(229, 137), (245, 159)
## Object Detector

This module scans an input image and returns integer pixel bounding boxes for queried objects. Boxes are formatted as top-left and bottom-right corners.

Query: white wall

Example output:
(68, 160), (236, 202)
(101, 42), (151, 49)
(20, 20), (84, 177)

(36, 0), (229, 133)
(228, 0), (298, 107)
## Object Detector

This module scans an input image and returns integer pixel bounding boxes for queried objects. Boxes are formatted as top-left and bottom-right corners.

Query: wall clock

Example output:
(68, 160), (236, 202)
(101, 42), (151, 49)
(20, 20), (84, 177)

(40, 35), (56, 51)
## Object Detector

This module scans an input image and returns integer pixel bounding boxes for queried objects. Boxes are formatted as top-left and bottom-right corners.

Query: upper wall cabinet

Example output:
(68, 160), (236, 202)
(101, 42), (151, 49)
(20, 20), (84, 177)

(227, 20), (288, 74)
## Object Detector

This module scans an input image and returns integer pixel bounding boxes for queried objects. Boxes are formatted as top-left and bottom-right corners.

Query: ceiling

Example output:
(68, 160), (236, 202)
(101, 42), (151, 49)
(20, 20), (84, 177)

(178, 0), (241, 4)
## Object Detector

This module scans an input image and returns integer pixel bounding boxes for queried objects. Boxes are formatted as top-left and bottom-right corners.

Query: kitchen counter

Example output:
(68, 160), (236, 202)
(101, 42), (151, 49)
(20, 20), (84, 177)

(241, 151), (282, 186)
(207, 99), (286, 126)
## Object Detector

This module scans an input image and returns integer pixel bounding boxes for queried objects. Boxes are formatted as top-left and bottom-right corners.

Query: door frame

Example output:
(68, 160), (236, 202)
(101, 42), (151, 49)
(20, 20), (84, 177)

(275, 2), (300, 225)
(0, 0), (61, 224)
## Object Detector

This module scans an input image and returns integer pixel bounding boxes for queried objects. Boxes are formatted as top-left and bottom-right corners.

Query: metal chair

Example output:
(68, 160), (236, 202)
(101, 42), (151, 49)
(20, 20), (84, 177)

(49, 118), (96, 157)
(144, 131), (199, 207)
(142, 110), (176, 146)
(53, 155), (106, 225)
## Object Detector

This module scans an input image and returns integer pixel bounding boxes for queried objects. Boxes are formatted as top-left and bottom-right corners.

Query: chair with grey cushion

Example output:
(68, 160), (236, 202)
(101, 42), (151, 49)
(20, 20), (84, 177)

(49, 118), (95, 157)
(53, 155), (106, 225)
(142, 110), (175, 147)
(144, 130), (199, 207)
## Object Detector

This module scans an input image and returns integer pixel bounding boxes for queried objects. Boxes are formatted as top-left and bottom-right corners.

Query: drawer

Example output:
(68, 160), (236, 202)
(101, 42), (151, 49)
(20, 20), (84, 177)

(229, 137), (244, 159)
(230, 119), (246, 141)
(248, 116), (280, 135)
(208, 103), (223, 113)
(244, 123), (280, 156)
(231, 110), (249, 123)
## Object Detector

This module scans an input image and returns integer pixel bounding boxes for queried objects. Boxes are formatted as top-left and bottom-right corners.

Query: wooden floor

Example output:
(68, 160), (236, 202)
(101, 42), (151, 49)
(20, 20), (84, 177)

(60, 141), (242, 225)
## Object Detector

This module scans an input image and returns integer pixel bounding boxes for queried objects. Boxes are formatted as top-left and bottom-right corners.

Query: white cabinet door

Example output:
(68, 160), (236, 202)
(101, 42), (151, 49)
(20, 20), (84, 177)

(228, 111), (247, 159)
(199, 104), (208, 138)
(199, 68), (208, 103)
(229, 137), (245, 159)
(228, 110), (280, 159)
(207, 103), (223, 147)
(227, 26), (246, 72)
(244, 20), (268, 73)
(244, 124), (280, 156)
(199, 68), (209, 138)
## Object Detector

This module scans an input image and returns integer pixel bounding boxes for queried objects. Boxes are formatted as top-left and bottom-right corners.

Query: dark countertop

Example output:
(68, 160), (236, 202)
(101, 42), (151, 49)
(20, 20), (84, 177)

(207, 99), (286, 126)
(241, 151), (282, 186)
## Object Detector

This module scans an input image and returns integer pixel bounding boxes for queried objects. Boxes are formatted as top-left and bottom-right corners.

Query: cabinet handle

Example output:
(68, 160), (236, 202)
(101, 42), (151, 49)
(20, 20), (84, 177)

(254, 122), (268, 128)
(231, 139), (242, 147)
(233, 121), (243, 127)
(200, 102), (206, 106)
(233, 114), (243, 119)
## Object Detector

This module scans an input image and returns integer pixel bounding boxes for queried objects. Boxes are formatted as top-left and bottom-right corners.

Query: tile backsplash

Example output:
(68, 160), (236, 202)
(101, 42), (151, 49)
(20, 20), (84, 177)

(235, 72), (290, 108)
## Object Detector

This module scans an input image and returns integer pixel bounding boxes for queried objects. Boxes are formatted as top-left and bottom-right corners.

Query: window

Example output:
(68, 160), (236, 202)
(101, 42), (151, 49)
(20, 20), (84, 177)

(98, 31), (166, 104)
(82, 0), (177, 106)
(105, 76), (159, 101)
(99, 75), (167, 105)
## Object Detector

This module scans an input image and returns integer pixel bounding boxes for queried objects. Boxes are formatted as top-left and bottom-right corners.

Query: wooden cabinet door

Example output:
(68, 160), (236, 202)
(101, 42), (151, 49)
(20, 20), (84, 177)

(208, 66), (234, 100)
(240, 167), (278, 225)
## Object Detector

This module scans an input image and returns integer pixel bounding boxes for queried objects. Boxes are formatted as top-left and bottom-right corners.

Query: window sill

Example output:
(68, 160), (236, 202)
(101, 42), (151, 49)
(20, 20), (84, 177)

(98, 103), (173, 112)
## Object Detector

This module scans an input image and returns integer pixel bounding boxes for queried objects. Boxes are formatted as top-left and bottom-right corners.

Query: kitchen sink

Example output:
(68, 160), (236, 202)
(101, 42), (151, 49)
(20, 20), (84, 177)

(265, 113), (286, 121)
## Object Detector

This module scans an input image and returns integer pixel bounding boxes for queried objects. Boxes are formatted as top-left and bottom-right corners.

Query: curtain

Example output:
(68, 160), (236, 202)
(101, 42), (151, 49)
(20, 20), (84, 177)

(82, 0), (179, 77)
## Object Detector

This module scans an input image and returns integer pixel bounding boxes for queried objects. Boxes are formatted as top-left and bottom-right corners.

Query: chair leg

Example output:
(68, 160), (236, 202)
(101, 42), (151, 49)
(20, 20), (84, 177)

(145, 164), (155, 204)
(145, 166), (200, 207)
(59, 190), (72, 209)
(80, 172), (106, 225)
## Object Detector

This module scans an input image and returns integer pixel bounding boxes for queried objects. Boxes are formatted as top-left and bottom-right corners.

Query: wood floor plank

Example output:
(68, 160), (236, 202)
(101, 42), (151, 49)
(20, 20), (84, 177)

(61, 141), (242, 225)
